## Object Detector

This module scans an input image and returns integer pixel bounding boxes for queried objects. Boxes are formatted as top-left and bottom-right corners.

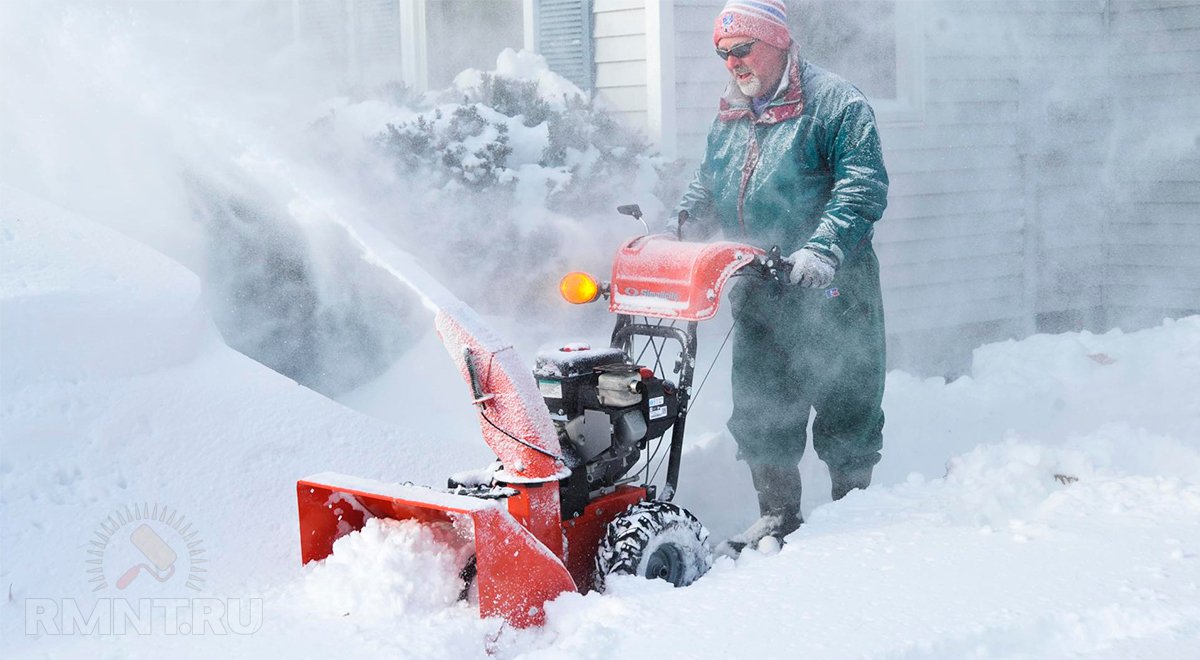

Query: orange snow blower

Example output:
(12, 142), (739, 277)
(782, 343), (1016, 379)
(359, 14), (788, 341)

(297, 205), (791, 627)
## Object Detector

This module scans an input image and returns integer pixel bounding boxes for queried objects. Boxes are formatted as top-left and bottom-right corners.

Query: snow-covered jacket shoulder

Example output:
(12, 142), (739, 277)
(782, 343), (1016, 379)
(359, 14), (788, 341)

(675, 52), (888, 266)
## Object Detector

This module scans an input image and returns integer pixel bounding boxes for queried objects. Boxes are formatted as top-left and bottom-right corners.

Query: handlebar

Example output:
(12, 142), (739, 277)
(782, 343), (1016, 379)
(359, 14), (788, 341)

(614, 202), (794, 284)
(742, 246), (793, 284)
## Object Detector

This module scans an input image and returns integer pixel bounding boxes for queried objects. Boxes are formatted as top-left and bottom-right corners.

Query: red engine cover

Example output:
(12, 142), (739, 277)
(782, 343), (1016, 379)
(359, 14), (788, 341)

(609, 235), (765, 321)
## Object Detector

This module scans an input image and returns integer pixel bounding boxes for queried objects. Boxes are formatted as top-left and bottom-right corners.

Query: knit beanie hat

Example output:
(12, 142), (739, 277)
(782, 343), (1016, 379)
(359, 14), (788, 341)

(713, 0), (792, 51)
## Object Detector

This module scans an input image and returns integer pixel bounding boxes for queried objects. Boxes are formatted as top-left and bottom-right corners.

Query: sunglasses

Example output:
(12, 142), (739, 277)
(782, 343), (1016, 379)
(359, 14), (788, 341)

(716, 40), (758, 60)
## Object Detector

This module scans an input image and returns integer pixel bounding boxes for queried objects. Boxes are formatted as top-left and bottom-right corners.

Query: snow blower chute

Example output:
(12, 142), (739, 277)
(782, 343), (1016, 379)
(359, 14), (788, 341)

(297, 205), (792, 627)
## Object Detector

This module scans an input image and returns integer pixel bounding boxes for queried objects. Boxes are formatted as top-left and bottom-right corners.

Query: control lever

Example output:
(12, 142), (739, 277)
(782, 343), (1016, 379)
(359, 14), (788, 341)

(616, 204), (649, 234)
(759, 246), (793, 283)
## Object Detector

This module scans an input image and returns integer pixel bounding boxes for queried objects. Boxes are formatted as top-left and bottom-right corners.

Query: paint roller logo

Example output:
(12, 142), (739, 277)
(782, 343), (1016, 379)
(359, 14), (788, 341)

(115, 524), (177, 589)
(86, 504), (207, 593)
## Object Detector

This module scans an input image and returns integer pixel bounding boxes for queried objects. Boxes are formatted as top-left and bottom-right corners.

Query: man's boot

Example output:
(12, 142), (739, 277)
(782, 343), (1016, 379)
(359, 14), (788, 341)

(718, 463), (803, 557)
(830, 464), (873, 501)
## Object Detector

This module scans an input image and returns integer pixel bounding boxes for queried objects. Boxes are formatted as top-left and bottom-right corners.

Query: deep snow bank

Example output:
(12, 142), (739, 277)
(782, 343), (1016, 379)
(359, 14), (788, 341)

(0, 187), (496, 656)
(0, 184), (208, 390)
(649, 314), (1200, 542)
(880, 316), (1200, 487)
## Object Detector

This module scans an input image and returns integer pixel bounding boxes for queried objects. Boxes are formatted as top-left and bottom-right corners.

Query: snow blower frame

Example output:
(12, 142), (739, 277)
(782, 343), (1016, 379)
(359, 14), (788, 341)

(297, 205), (790, 627)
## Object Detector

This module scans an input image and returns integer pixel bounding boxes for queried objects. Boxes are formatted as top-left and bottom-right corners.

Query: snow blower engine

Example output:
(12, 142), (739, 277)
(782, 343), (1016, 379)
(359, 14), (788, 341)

(296, 205), (791, 627)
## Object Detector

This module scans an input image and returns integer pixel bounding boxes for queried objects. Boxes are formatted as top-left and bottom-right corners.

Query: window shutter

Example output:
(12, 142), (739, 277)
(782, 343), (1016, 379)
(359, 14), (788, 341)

(352, 0), (402, 84)
(536, 0), (593, 91)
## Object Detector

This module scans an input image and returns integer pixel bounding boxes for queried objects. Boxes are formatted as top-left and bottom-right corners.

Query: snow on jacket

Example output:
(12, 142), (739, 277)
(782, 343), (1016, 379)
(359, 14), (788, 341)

(676, 48), (888, 267)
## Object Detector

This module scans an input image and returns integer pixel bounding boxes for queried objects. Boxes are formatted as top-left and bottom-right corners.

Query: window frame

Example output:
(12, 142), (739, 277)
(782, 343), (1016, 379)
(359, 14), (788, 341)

(870, 0), (926, 125)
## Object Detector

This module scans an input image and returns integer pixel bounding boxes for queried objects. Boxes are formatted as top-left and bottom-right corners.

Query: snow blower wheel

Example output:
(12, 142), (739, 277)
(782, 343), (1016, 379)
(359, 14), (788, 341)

(594, 501), (712, 591)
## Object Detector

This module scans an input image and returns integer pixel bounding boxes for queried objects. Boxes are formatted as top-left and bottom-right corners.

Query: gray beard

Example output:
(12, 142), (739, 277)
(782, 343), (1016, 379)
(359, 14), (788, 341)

(735, 74), (763, 97)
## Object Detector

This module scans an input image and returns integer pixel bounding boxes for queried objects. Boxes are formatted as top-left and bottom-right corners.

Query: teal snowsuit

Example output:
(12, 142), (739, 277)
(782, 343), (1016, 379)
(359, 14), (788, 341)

(676, 52), (888, 474)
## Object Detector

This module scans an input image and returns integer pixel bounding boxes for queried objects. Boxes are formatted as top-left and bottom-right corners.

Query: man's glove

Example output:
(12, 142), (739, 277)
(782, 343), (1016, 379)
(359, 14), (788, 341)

(787, 248), (837, 288)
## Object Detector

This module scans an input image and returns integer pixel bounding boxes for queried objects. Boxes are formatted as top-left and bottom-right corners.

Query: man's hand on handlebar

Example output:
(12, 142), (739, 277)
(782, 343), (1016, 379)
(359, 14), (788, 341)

(746, 246), (838, 287)
(787, 248), (836, 288)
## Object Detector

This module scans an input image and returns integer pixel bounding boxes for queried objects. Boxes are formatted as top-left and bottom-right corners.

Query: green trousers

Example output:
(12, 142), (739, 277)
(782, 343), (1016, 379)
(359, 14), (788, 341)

(727, 246), (886, 473)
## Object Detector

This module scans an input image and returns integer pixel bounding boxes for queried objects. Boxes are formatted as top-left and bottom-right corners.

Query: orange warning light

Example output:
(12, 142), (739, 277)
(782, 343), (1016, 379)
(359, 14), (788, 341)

(560, 272), (601, 304)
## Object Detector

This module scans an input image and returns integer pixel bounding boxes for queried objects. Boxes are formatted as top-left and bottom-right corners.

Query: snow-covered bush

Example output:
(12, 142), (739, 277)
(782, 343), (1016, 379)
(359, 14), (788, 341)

(375, 68), (674, 215)
(352, 50), (688, 313)
(377, 104), (514, 191)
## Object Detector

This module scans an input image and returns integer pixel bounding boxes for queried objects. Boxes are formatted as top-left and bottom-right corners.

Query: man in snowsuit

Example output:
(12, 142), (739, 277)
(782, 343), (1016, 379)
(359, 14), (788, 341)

(674, 0), (888, 554)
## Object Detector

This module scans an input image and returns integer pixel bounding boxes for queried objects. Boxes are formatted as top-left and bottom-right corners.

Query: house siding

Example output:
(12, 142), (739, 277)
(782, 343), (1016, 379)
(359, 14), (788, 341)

(1014, 2), (1111, 333)
(582, 0), (726, 158)
(874, 0), (1145, 366)
(1106, 0), (1200, 329)
(673, 1), (728, 161)
(425, 0), (523, 89)
(592, 0), (648, 130)
(873, 2), (1030, 367)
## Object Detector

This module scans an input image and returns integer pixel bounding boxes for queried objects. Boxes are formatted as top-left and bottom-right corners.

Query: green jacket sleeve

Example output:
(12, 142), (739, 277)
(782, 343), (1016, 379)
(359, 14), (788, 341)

(671, 166), (718, 239)
(671, 124), (721, 240)
(803, 100), (889, 265)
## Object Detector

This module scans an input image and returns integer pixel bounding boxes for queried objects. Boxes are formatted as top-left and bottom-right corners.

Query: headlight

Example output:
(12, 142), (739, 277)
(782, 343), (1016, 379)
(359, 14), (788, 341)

(559, 271), (601, 304)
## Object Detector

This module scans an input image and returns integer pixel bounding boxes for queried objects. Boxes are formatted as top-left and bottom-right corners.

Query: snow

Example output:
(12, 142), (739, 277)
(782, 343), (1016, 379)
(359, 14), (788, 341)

(453, 49), (587, 111)
(435, 306), (570, 482)
(0, 185), (208, 390)
(3, 5), (1200, 657)
(5, 178), (1200, 658)
(297, 518), (475, 621)
(299, 472), (500, 513)
(0, 192), (497, 655)
(610, 290), (691, 313)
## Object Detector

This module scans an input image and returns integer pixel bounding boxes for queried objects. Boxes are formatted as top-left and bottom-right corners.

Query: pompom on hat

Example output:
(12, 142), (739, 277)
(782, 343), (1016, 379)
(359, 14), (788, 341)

(713, 0), (792, 51)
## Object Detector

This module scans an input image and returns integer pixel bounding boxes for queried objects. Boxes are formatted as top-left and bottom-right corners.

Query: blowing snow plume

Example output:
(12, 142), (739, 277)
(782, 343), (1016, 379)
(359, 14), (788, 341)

(0, 2), (690, 394)
(313, 46), (689, 317)
(0, 1), (435, 395)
